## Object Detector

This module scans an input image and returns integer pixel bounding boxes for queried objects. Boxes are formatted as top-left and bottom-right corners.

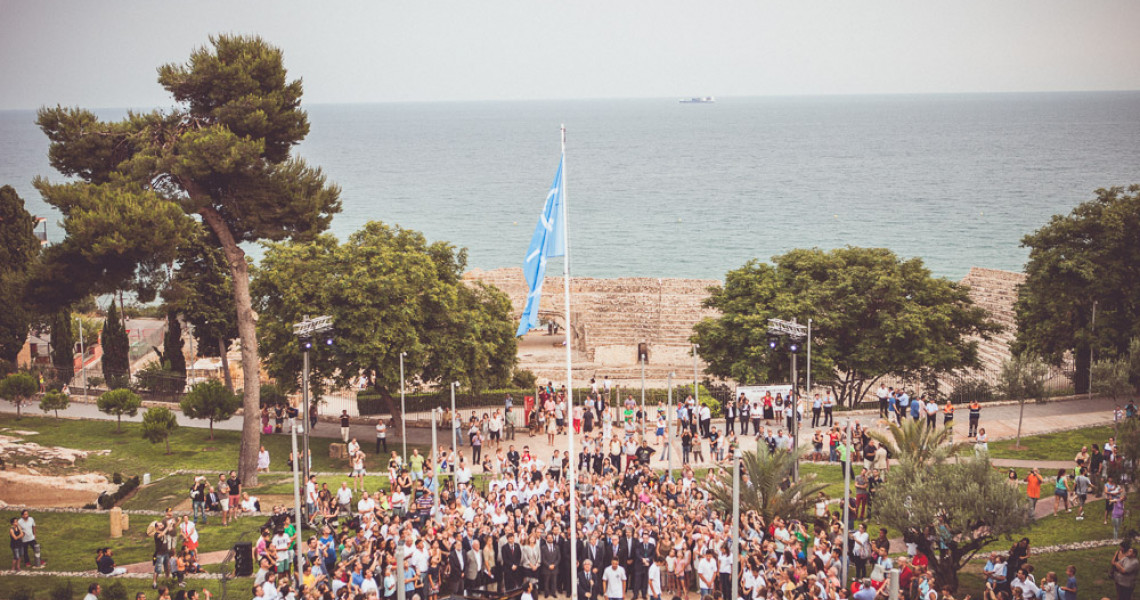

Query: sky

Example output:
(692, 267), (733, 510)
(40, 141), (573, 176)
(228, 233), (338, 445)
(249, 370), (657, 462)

(1, 0), (1138, 110)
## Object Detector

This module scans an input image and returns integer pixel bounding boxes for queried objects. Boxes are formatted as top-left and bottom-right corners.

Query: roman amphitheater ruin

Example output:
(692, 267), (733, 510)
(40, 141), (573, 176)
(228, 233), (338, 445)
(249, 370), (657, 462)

(464, 266), (1029, 393)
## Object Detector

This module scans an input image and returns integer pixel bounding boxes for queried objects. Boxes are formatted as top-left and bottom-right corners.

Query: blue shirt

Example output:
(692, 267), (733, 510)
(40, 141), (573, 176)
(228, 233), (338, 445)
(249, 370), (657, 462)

(910, 399), (921, 418)
(854, 587), (877, 600)
(1060, 576), (1077, 600)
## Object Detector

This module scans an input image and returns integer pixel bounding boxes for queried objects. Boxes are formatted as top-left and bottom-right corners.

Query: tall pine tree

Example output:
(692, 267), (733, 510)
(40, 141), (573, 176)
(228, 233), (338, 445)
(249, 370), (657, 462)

(102, 300), (130, 389)
(0, 185), (40, 371)
(49, 308), (74, 386)
(160, 310), (187, 391)
(35, 36), (340, 485)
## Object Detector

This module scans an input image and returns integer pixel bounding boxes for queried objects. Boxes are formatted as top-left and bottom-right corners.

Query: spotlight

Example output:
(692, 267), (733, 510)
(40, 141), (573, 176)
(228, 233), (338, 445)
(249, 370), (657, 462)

(325, 337), (334, 346)
(788, 340), (800, 353)
(767, 336), (780, 350)
(302, 338), (312, 350)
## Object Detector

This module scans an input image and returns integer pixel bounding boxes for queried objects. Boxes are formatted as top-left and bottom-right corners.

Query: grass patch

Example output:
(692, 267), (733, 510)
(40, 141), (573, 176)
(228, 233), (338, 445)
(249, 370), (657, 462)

(0, 414), (428, 479)
(987, 425), (1116, 462)
(0, 510), (264, 573)
(0, 574), (241, 600)
(959, 545), (1117, 599)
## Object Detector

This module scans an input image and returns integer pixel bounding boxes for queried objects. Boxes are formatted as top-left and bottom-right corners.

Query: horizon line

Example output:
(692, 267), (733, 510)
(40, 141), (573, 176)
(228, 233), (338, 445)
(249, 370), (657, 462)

(2, 88), (1139, 113)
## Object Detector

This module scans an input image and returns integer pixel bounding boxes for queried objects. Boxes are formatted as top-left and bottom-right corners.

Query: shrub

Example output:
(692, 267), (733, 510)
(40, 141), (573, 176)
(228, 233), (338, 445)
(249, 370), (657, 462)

(50, 581), (74, 600)
(98, 475), (141, 509)
(947, 379), (994, 405)
(9, 587), (33, 600)
(511, 369), (538, 389)
(88, 375), (105, 388)
(102, 581), (128, 600)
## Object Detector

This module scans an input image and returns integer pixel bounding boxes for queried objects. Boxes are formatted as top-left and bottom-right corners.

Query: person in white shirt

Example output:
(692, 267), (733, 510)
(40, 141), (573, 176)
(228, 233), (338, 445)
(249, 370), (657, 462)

(357, 491), (376, 515)
(336, 482), (354, 516)
(696, 551), (718, 596)
(376, 419), (388, 454)
(603, 557), (627, 600)
(647, 556), (663, 600)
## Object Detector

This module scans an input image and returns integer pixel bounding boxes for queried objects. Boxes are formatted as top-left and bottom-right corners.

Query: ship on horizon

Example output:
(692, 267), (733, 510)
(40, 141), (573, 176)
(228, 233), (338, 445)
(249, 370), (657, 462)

(679, 96), (716, 104)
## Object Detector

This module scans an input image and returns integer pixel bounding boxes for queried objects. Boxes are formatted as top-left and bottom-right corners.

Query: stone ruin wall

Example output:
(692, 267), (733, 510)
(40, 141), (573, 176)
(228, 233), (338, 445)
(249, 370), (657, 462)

(466, 266), (1027, 388)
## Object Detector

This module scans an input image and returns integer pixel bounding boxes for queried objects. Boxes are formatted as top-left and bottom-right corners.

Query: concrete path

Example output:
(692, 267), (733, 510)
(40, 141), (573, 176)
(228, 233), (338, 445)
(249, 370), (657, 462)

(0, 395), (1118, 473)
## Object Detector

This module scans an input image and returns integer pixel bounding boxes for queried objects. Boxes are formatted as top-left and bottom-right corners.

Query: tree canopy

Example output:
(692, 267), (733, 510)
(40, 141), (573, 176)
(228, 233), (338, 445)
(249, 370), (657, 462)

(39, 389), (70, 418)
(0, 185), (40, 369)
(97, 388), (141, 433)
(693, 247), (999, 405)
(871, 420), (1030, 592)
(181, 379), (241, 439)
(1014, 185), (1140, 393)
(32, 35), (341, 484)
(141, 405), (179, 454)
(253, 221), (517, 425)
(101, 300), (130, 389)
(706, 446), (827, 524)
(0, 372), (38, 418)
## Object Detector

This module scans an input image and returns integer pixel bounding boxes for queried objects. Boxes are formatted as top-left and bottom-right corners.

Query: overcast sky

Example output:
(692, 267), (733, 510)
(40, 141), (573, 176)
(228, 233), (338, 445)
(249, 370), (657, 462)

(1, 0), (1138, 110)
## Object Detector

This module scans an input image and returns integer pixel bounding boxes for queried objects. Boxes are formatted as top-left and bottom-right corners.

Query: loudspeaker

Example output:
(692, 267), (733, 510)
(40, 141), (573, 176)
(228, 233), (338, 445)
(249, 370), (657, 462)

(233, 542), (254, 577)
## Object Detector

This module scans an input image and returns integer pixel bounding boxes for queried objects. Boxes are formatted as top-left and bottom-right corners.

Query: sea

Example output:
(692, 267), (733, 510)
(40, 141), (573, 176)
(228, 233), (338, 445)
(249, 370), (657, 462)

(3, 92), (1139, 281)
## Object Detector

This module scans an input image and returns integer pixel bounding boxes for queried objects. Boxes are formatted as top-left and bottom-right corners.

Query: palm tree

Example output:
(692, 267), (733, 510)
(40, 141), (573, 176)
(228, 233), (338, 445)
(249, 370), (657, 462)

(868, 418), (961, 468)
(707, 446), (828, 523)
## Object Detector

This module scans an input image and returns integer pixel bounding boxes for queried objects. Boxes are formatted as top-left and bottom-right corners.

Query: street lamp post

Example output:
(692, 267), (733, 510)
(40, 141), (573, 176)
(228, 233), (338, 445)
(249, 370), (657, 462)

(692, 343), (700, 408)
(292, 315), (334, 485)
(841, 419), (853, 585)
(730, 447), (742, 600)
(288, 410), (306, 586)
(400, 352), (407, 461)
(666, 371), (674, 480)
(432, 407), (441, 521)
(767, 318), (807, 481)
(450, 381), (460, 454)
(640, 351), (646, 426)
(76, 317), (87, 399)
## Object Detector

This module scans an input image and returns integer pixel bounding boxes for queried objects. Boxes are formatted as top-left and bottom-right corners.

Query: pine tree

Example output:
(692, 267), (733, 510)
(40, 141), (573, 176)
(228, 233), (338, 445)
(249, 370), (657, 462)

(49, 308), (74, 385)
(102, 300), (130, 389)
(0, 185), (39, 370)
(160, 310), (187, 392)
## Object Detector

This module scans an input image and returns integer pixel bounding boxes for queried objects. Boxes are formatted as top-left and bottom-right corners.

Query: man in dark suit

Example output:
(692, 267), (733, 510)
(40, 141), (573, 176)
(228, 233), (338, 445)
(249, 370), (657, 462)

(558, 528), (573, 595)
(501, 531), (523, 591)
(578, 559), (602, 600)
(447, 539), (466, 597)
(631, 532), (656, 600)
(579, 532), (605, 572)
(540, 532), (561, 599)
(619, 531), (636, 591)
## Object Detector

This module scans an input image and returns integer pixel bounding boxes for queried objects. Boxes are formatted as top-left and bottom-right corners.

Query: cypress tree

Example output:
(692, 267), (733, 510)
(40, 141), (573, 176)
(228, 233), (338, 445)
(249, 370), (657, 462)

(102, 300), (130, 388)
(49, 308), (74, 385)
(163, 309), (187, 391)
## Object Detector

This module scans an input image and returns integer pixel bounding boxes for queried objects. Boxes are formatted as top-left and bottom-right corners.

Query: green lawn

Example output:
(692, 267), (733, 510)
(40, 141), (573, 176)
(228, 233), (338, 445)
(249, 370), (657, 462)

(987, 425), (1115, 462)
(0, 414), (429, 479)
(0, 510), (264, 573)
(959, 545), (1117, 600)
(0, 575), (238, 600)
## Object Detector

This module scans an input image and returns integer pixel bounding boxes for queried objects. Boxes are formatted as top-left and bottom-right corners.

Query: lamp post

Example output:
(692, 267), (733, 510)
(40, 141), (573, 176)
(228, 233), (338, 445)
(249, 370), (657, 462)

(400, 351), (407, 461)
(767, 318), (807, 480)
(692, 343), (700, 408)
(730, 446), (742, 600)
(640, 350), (646, 426)
(288, 409), (306, 586)
(806, 318), (812, 398)
(450, 381), (460, 454)
(432, 407), (441, 521)
(841, 419), (852, 585)
(292, 315), (334, 484)
(76, 316), (87, 399)
(666, 371), (674, 480)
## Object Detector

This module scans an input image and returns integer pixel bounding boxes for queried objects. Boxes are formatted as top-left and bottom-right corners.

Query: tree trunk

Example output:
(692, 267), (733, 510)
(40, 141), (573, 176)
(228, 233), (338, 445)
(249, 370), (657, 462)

(375, 384), (401, 443)
(165, 438), (171, 454)
(219, 337), (234, 393)
(199, 206), (261, 487)
(117, 415), (122, 433)
(932, 556), (961, 593)
(209, 419), (215, 440)
(1074, 340), (1091, 395)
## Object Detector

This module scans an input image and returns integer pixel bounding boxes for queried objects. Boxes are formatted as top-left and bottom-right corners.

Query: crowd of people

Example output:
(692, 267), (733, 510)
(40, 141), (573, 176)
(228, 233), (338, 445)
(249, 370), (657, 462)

(49, 388), (1139, 600)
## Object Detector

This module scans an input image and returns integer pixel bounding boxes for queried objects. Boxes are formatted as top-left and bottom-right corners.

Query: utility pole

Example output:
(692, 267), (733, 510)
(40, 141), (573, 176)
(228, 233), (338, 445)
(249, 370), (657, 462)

(666, 372), (674, 479)
(1090, 300), (1097, 398)
(288, 410), (305, 587)
(76, 317), (87, 399)
(450, 382), (459, 454)
(692, 343), (700, 409)
(640, 351), (646, 426)
(400, 351), (407, 461)
(841, 419), (852, 585)
(432, 408), (440, 521)
(730, 447), (742, 600)
(292, 315), (333, 484)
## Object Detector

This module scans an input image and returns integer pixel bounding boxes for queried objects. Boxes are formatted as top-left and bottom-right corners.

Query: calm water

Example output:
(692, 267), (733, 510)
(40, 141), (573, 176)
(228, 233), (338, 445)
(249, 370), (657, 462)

(3, 92), (1139, 280)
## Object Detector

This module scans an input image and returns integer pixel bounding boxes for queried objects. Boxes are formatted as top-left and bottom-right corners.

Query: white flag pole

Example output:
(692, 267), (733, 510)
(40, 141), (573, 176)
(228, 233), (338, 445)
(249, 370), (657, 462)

(562, 124), (579, 600)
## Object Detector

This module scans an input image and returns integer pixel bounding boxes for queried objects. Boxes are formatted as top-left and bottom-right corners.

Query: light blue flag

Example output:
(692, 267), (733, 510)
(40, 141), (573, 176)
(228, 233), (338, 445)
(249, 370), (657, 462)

(516, 154), (566, 337)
